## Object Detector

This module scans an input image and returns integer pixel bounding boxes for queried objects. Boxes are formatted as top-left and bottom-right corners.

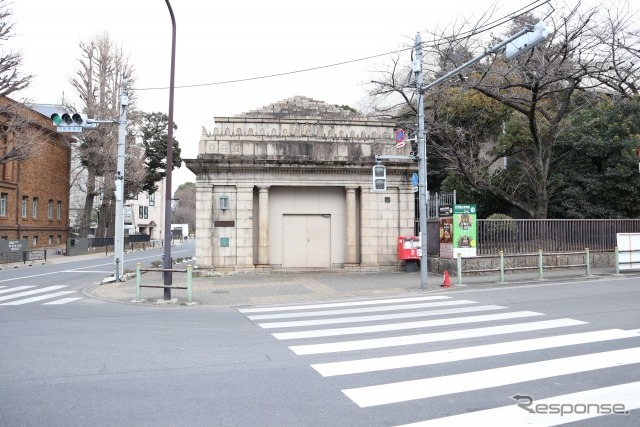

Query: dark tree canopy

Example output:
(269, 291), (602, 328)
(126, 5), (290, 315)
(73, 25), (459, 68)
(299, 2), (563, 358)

(137, 111), (182, 194)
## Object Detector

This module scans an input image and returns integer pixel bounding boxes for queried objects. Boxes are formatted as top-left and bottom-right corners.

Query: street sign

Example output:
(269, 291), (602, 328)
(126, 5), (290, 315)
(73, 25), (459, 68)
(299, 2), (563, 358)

(56, 126), (83, 133)
(395, 129), (405, 149)
(411, 172), (418, 192)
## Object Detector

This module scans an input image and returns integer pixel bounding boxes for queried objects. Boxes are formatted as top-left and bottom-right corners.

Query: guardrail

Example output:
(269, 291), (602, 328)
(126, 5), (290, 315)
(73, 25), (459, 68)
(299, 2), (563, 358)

(134, 263), (193, 303)
(455, 248), (592, 285)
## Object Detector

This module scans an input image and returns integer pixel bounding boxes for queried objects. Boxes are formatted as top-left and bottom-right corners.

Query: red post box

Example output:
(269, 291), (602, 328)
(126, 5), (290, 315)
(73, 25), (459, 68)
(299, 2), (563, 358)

(398, 236), (420, 272)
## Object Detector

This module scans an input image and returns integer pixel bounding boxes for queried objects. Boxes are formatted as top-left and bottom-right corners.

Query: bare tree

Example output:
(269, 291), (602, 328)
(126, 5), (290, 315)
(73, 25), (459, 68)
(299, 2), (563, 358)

(172, 182), (196, 236)
(69, 32), (143, 237)
(368, 1), (640, 218)
(0, 0), (44, 164)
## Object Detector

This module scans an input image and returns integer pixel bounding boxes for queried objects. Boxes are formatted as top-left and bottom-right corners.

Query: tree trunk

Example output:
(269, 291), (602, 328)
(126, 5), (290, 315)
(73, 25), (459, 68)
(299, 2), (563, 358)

(79, 168), (97, 237)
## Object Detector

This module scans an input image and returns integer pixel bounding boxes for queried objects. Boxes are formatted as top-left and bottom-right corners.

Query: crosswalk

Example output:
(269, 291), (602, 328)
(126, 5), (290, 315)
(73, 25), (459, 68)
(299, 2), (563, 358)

(238, 295), (640, 426)
(0, 285), (81, 306)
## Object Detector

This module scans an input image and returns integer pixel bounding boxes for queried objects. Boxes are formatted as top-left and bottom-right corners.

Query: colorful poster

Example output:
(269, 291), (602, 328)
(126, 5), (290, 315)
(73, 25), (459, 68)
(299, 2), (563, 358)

(452, 204), (477, 258)
(439, 208), (453, 258)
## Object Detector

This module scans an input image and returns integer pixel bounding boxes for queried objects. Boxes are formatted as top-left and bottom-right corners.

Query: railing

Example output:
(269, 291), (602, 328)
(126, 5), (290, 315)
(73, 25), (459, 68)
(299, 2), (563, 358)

(134, 263), (194, 304)
(424, 218), (640, 255)
(454, 249), (592, 285)
(89, 234), (151, 248)
(0, 250), (47, 266)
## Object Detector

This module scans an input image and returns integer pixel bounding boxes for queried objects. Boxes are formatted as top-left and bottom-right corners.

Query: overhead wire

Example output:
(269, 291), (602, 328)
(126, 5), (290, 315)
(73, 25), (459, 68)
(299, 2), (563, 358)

(134, 0), (551, 91)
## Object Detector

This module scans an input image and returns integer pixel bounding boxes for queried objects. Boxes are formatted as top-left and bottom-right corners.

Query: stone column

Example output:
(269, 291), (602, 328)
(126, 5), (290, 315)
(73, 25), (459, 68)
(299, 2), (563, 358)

(345, 186), (358, 267)
(195, 183), (213, 268)
(257, 186), (270, 266)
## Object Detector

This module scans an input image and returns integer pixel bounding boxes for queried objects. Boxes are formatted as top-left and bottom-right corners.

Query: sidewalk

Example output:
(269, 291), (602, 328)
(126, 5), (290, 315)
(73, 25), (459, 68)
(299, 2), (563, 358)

(85, 265), (627, 308)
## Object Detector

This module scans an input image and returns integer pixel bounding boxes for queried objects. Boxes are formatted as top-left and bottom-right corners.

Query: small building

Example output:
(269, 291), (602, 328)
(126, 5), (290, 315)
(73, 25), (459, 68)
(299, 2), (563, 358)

(0, 97), (71, 249)
(185, 96), (416, 272)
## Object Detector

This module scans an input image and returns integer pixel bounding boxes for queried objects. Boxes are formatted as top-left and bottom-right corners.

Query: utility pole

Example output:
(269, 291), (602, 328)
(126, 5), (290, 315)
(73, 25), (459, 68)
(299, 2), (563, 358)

(114, 81), (128, 281)
(414, 33), (429, 289)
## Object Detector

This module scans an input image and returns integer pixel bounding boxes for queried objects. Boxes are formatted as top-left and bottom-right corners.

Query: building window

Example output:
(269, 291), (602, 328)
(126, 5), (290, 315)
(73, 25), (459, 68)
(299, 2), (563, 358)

(56, 201), (61, 220)
(0, 193), (6, 217)
(22, 196), (28, 218)
(138, 206), (148, 219)
(32, 236), (38, 246)
(48, 200), (53, 219)
(48, 235), (53, 245)
(32, 197), (38, 219)
(149, 192), (155, 206)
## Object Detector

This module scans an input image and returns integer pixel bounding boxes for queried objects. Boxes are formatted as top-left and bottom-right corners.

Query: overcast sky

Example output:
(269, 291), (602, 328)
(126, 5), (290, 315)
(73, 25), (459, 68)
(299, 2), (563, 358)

(8, 0), (556, 192)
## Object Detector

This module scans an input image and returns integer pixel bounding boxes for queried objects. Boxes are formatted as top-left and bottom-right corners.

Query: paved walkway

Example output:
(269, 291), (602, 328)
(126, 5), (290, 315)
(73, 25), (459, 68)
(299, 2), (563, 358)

(85, 264), (627, 308)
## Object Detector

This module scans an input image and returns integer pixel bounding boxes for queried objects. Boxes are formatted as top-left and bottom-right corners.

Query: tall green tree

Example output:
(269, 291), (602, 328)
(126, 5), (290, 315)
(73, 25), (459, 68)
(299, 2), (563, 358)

(137, 111), (182, 194)
(549, 98), (640, 218)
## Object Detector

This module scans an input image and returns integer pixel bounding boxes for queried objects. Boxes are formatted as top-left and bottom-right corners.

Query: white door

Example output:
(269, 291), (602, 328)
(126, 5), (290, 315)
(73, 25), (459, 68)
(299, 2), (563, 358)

(283, 214), (331, 268)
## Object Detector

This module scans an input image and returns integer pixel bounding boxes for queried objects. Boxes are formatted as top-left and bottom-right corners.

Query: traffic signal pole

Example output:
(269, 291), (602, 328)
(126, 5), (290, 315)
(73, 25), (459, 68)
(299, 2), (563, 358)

(414, 33), (429, 290)
(114, 82), (128, 281)
(411, 22), (549, 290)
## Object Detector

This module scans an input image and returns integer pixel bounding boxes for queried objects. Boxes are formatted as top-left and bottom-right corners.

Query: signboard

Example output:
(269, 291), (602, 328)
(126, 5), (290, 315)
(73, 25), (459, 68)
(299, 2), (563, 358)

(395, 129), (405, 149)
(411, 173), (418, 193)
(452, 204), (477, 258)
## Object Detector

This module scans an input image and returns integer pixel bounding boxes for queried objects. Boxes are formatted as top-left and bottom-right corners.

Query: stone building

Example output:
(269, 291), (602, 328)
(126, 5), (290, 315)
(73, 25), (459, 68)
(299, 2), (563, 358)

(0, 97), (71, 249)
(185, 96), (416, 272)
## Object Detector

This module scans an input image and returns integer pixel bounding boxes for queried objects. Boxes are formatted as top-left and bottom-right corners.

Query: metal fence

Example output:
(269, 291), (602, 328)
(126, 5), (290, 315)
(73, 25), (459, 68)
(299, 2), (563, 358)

(425, 219), (640, 255)
(475, 219), (640, 255)
(89, 234), (151, 248)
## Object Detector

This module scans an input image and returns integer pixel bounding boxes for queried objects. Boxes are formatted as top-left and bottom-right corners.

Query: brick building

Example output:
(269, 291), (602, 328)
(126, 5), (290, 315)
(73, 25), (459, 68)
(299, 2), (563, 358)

(0, 97), (71, 249)
(186, 96), (416, 273)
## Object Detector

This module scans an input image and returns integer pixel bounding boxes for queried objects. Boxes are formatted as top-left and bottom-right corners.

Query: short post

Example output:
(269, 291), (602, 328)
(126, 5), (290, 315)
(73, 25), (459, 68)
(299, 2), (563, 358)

(538, 249), (544, 280)
(136, 263), (141, 301)
(456, 252), (462, 286)
(615, 246), (620, 275)
(585, 247), (591, 276)
(499, 250), (505, 283)
(187, 264), (193, 304)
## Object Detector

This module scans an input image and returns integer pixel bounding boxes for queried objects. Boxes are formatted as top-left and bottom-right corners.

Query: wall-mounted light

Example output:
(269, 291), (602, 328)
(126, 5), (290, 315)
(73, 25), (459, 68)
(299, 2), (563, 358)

(220, 194), (229, 211)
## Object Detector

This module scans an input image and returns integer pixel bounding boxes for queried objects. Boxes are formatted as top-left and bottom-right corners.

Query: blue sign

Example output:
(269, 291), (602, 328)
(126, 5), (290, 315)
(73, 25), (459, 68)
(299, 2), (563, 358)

(411, 173), (419, 187)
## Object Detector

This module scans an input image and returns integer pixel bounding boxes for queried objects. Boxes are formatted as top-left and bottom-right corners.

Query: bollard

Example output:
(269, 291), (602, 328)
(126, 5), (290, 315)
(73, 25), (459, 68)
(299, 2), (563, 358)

(456, 253), (463, 286)
(499, 250), (505, 283)
(538, 249), (544, 280)
(136, 263), (141, 301)
(187, 265), (193, 304)
(615, 246), (620, 275)
(585, 247), (591, 276)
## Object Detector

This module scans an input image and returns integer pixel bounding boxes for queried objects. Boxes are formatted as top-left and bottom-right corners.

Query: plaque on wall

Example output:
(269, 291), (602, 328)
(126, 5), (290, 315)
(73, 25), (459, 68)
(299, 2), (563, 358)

(214, 220), (235, 227)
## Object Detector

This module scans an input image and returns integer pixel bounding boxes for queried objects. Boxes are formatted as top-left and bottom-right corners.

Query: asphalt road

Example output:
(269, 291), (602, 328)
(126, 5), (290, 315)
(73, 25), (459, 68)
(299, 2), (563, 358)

(0, 270), (639, 426)
(0, 241), (195, 306)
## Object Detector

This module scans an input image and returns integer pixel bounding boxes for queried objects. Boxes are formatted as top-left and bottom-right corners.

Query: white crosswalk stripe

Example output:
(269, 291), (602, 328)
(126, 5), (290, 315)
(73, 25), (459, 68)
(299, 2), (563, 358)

(0, 285), (82, 306)
(238, 294), (640, 425)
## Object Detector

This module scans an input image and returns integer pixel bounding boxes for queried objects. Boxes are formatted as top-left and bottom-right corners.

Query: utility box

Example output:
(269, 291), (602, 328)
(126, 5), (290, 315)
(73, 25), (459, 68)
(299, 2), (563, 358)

(398, 236), (421, 272)
(66, 238), (88, 256)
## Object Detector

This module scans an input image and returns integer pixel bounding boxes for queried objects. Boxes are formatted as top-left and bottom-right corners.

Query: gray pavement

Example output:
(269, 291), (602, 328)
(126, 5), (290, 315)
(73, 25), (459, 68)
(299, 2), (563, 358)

(84, 262), (630, 308)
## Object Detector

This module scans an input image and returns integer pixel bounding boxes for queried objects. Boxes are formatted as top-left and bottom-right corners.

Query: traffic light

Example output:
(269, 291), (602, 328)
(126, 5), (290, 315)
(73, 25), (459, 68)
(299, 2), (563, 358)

(505, 21), (550, 60)
(51, 112), (94, 132)
(372, 164), (386, 191)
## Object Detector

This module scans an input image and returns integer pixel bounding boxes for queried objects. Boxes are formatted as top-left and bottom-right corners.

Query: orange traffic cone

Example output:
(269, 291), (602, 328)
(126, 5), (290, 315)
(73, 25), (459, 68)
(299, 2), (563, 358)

(441, 270), (452, 287)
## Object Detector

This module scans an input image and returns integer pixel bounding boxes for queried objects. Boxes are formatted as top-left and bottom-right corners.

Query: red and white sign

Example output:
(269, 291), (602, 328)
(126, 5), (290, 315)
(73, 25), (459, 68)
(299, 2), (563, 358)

(395, 129), (405, 149)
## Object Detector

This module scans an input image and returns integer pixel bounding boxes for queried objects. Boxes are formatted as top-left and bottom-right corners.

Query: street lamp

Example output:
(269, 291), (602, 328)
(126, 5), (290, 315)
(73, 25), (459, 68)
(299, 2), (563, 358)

(163, 0), (177, 300)
(414, 21), (551, 289)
